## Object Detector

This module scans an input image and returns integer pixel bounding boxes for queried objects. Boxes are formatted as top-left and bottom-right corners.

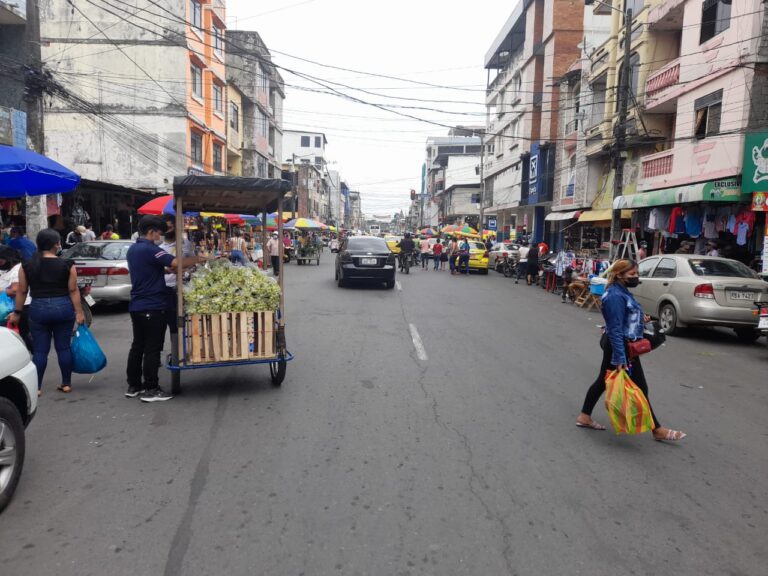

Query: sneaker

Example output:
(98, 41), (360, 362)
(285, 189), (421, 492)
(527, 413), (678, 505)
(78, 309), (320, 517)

(125, 385), (145, 398)
(140, 387), (173, 403)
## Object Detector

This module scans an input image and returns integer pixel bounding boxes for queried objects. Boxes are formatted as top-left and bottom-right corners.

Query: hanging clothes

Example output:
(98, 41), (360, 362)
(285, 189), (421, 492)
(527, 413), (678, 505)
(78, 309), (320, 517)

(684, 206), (703, 237)
(736, 221), (750, 246)
(702, 209), (717, 239)
(669, 207), (686, 234)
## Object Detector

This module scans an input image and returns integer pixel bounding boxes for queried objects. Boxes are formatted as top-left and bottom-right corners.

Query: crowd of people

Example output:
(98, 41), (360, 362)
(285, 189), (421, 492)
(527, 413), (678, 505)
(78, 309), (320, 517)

(396, 232), (494, 275)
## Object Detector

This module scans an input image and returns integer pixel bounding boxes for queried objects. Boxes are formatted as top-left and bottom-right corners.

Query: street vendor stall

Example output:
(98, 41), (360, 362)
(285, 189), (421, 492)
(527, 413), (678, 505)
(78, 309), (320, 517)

(285, 218), (325, 265)
(167, 175), (293, 393)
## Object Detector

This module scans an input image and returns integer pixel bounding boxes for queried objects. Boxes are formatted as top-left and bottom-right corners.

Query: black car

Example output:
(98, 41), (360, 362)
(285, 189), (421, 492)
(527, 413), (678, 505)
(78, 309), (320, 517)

(335, 236), (397, 289)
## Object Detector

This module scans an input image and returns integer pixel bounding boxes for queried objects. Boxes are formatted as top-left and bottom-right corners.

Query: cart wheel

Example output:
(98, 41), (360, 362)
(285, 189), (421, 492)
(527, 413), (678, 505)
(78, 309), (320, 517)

(171, 370), (181, 395)
(270, 360), (286, 387)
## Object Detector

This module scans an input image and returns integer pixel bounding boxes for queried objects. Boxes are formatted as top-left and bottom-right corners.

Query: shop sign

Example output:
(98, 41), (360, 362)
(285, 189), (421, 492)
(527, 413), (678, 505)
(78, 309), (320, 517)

(752, 192), (768, 212)
(487, 217), (497, 231)
(743, 131), (768, 195)
(614, 178), (746, 209)
(528, 143), (542, 204)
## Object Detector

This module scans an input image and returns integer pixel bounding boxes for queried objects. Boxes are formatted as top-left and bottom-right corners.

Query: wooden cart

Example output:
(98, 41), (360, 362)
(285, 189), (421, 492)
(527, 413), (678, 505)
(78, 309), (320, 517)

(166, 175), (294, 393)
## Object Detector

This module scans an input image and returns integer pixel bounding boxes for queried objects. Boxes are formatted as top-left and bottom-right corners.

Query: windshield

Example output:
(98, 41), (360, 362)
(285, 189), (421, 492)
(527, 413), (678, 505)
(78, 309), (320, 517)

(63, 242), (132, 260)
(347, 237), (389, 251)
(688, 259), (757, 278)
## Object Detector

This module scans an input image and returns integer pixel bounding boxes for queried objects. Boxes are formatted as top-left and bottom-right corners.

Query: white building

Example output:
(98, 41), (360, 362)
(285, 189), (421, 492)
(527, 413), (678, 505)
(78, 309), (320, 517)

(283, 130), (328, 170)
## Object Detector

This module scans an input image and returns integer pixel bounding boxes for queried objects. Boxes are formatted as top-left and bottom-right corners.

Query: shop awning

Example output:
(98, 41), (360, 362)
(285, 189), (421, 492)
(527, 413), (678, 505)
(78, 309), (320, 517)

(613, 179), (750, 209)
(578, 209), (631, 222)
(544, 210), (580, 221)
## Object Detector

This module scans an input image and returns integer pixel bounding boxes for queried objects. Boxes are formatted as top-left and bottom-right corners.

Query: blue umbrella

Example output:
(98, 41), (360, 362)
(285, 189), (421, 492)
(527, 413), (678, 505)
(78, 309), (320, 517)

(0, 145), (80, 198)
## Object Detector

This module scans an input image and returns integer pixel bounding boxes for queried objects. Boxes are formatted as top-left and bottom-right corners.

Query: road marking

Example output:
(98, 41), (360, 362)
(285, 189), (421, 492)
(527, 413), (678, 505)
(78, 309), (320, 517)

(395, 280), (402, 291)
(409, 324), (428, 361)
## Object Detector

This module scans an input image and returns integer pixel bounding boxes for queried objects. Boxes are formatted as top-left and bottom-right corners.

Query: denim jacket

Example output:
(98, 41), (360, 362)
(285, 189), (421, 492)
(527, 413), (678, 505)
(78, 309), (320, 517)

(601, 283), (645, 365)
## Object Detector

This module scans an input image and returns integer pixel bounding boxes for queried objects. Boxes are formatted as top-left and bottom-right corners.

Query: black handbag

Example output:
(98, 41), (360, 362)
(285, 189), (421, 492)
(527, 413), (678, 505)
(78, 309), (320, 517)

(643, 320), (666, 350)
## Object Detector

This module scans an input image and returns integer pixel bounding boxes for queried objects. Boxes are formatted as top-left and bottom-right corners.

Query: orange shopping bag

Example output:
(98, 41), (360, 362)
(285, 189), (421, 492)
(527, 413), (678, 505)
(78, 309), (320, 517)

(604, 369), (655, 435)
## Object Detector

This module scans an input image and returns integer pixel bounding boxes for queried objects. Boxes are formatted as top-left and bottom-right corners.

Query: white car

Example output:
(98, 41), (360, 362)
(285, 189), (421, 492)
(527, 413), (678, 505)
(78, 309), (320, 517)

(0, 327), (38, 513)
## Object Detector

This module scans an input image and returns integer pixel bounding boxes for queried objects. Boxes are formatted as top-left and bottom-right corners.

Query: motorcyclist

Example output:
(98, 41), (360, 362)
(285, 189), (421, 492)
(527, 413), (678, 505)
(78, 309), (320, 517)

(397, 233), (416, 271)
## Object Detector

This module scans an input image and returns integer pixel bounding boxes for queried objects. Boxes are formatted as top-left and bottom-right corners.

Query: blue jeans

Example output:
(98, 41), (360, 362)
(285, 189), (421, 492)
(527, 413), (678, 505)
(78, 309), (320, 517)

(433, 255), (440, 269)
(29, 296), (75, 390)
(459, 254), (470, 274)
(230, 250), (247, 265)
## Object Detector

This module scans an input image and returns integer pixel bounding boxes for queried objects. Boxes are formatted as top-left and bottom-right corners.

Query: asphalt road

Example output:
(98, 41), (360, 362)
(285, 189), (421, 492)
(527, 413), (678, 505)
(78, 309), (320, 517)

(1, 255), (767, 576)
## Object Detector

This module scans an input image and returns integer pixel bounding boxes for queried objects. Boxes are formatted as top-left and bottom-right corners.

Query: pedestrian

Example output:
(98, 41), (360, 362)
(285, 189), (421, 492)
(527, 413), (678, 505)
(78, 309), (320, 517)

(526, 241), (540, 285)
(100, 224), (119, 240)
(516, 241), (529, 284)
(8, 227), (37, 261)
(8, 229), (85, 395)
(266, 231), (281, 276)
(228, 228), (249, 265)
(0, 245), (32, 350)
(636, 241), (648, 261)
(432, 240), (443, 270)
(125, 215), (204, 402)
(576, 259), (686, 441)
(420, 236), (431, 269)
(83, 222), (97, 242)
(485, 236), (493, 252)
(458, 237), (470, 275)
(446, 236), (458, 275)
(65, 225), (86, 248)
(705, 241), (719, 257)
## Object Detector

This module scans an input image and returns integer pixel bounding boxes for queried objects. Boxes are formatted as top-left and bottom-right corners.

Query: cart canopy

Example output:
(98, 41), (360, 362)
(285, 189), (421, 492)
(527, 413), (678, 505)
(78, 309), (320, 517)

(173, 176), (291, 214)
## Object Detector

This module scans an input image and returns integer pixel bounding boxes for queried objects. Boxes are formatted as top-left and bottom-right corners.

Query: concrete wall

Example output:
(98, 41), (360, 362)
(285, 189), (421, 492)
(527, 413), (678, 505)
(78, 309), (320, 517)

(283, 130), (326, 165)
(0, 23), (25, 112)
(39, 0), (188, 190)
(444, 155), (480, 189)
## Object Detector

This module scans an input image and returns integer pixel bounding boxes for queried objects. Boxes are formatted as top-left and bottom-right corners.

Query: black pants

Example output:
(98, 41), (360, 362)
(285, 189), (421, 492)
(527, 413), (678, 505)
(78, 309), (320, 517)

(127, 310), (167, 390)
(271, 255), (280, 276)
(581, 338), (660, 427)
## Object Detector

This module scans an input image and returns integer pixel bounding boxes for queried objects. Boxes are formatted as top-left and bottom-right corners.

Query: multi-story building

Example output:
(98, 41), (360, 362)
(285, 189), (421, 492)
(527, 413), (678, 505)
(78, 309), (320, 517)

(0, 0), (27, 134)
(327, 169), (343, 228)
(226, 29), (284, 179)
(226, 82), (244, 176)
(348, 190), (362, 231)
(283, 130), (328, 170)
(483, 0), (584, 243)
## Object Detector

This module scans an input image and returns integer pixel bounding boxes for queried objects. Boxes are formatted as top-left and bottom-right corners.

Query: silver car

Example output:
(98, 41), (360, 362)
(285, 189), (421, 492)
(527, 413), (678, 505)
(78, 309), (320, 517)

(62, 241), (134, 304)
(634, 255), (768, 340)
(488, 242), (520, 272)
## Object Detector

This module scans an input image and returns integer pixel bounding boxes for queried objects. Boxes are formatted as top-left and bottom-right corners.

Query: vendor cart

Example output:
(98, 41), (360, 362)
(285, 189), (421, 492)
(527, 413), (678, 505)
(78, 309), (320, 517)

(166, 175), (294, 393)
(295, 243), (321, 266)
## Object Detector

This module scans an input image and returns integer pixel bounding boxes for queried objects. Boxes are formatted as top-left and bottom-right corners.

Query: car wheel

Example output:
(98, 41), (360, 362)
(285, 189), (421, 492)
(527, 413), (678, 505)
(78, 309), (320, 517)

(658, 303), (678, 335)
(0, 397), (25, 513)
(385, 280), (395, 289)
(734, 327), (760, 343)
(480, 268), (489, 275)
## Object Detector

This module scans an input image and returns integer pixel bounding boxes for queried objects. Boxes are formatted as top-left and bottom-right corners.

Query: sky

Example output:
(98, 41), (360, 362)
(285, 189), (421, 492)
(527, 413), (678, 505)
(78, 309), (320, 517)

(226, 0), (517, 219)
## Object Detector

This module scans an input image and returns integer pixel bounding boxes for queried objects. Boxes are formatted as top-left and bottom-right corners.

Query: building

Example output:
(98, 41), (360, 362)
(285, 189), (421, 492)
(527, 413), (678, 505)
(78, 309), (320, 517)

(424, 133), (482, 229)
(283, 130), (328, 170)
(327, 169), (343, 228)
(226, 82), (244, 176)
(483, 0), (584, 243)
(348, 190), (362, 231)
(226, 29), (285, 178)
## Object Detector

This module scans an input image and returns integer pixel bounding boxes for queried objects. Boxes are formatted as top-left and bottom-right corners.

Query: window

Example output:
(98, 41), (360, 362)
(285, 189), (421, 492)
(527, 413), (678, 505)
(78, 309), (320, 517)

(652, 258), (677, 279)
(617, 53), (640, 111)
(191, 131), (203, 165)
(314, 136), (322, 148)
(190, 0), (202, 30)
(589, 78), (607, 127)
(257, 66), (269, 92)
(213, 83), (223, 113)
(257, 156), (267, 177)
(213, 143), (223, 172)
(229, 102), (239, 132)
(300, 135), (310, 147)
(213, 25), (224, 54)
(638, 258), (658, 277)
(700, 0), (731, 44)
(694, 89), (723, 139)
(689, 259), (757, 278)
(256, 111), (267, 138)
(190, 62), (202, 99)
(624, 0), (644, 17)
(314, 156), (323, 166)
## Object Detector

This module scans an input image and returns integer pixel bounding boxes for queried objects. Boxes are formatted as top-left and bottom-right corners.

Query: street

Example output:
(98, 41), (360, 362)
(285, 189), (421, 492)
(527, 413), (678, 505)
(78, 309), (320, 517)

(1, 256), (767, 576)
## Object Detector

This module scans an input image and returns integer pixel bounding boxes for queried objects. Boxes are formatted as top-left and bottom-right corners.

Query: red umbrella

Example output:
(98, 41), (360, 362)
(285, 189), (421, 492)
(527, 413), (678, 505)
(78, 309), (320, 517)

(137, 194), (173, 215)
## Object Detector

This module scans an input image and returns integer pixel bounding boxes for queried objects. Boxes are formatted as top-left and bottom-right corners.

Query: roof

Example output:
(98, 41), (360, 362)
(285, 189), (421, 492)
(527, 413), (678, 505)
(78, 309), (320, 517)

(484, 0), (531, 69)
(173, 175), (291, 213)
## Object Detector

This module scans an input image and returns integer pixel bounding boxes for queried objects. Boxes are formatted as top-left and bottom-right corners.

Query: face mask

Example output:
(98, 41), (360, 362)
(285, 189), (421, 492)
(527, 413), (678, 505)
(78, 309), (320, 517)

(624, 277), (640, 288)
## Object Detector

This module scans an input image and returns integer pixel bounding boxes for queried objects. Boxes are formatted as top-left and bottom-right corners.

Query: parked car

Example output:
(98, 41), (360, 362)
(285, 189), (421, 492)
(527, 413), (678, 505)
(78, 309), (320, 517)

(61, 241), (133, 304)
(488, 242), (520, 273)
(465, 240), (490, 274)
(634, 255), (768, 339)
(0, 327), (38, 513)
(335, 236), (397, 289)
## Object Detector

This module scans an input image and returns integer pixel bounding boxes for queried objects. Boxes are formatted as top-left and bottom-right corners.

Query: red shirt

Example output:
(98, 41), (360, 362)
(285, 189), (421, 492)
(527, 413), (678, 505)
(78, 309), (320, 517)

(433, 243), (443, 255)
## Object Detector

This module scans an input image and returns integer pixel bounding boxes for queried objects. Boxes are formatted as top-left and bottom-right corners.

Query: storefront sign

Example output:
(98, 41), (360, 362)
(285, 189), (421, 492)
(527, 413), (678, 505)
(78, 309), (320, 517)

(613, 178), (748, 209)
(752, 192), (768, 212)
(487, 217), (497, 230)
(528, 143), (540, 204)
(743, 131), (768, 195)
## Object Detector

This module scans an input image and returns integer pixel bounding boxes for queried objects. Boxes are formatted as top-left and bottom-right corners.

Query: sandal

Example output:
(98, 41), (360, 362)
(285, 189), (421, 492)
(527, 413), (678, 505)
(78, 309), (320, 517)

(654, 428), (686, 442)
(576, 420), (606, 431)
(56, 385), (72, 393)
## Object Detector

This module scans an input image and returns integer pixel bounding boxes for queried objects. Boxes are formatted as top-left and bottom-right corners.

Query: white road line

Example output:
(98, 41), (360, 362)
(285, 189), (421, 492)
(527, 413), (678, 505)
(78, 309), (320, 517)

(395, 280), (402, 291)
(409, 324), (428, 362)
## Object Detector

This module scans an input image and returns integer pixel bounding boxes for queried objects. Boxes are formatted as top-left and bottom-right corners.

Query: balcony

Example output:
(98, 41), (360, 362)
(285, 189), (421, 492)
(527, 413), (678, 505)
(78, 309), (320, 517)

(645, 59), (680, 112)
(564, 119), (579, 151)
(641, 151), (673, 179)
(647, 0), (684, 31)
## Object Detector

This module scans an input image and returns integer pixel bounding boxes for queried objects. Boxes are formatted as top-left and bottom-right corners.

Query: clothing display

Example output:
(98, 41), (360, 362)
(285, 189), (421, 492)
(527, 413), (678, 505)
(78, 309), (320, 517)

(736, 221), (749, 246)
(684, 206), (702, 237)
(669, 207), (686, 234)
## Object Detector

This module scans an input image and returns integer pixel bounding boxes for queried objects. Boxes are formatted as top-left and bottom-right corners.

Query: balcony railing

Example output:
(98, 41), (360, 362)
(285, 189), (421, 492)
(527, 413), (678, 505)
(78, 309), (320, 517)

(565, 119), (579, 134)
(641, 152), (673, 179)
(646, 61), (680, 98)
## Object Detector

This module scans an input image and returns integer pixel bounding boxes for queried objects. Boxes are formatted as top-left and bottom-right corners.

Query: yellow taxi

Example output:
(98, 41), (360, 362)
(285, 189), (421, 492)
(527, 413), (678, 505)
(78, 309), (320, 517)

(385, 235), (402, 254)
(465, 240), (490, 274)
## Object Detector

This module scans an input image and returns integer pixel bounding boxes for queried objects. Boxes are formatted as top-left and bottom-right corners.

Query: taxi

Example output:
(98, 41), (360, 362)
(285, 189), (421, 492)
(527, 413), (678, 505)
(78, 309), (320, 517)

(385, 235), (402, 254)
(466, 240), (490, 274)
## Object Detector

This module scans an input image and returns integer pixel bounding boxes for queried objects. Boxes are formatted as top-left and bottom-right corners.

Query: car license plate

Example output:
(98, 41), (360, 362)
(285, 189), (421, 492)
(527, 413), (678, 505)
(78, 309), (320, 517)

(84, 294), (96, 306)
(728, 291), (756, 300)
(759, 317), (768, 329)
(78, 276), (95, 286)
(361, 258), (377, 265)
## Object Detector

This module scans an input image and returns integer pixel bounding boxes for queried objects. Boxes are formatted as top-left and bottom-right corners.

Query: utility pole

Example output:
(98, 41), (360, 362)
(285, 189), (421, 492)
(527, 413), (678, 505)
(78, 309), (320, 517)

(478, 133), (485, 236)
(610, 7), (632, 260)
(24, 0), (48, 240)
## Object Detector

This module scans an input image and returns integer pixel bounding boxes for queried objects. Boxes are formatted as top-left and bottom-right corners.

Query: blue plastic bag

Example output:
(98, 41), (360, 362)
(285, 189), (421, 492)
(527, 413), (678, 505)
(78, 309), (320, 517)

(0, 291), (13, 323)
(71, 324), (107, 374)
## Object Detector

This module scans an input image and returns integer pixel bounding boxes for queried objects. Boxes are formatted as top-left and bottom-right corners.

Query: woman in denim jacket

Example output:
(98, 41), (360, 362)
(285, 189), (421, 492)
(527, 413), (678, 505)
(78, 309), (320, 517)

(576, 260), (686, 442)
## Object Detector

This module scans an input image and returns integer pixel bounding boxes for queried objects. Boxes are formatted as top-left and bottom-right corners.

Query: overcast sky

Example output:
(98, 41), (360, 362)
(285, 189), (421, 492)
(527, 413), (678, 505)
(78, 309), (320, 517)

(227, 0), (516, 219)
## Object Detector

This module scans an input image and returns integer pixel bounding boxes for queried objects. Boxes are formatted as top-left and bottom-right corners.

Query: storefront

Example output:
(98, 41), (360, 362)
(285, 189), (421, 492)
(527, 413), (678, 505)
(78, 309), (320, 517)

(743, 131), (768, 275)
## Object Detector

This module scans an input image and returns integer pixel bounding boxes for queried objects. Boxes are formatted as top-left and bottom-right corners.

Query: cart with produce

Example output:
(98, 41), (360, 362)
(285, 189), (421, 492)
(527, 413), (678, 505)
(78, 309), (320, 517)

(286, 218), (325, 266)
(166, 175), (293, 393)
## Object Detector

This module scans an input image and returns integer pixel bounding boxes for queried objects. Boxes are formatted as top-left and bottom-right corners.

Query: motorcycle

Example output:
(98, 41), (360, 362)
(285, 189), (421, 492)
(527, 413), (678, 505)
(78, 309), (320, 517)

(754, 301), (768, 345)
(501, 252), (518, 278)
(76, 277), (94, 327)
(399, 251), (415, 274)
